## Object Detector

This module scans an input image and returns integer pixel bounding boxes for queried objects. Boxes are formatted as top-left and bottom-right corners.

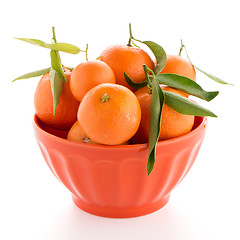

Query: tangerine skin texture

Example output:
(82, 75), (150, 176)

(67, 121), (129, 145)
(100, 45), (154, 89)
(77, 83), (141, 145)
(161, 55), (196, 81)
(34, 69), (80, 130)
(131, 85), (194, 144)
(70, 60), (116, 102)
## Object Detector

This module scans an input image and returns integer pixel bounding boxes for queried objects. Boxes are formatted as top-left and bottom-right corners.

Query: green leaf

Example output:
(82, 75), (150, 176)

(12, 67), (51, 81)
(194, 66), (233, 85)
(51, 43), (81, 54)
(180, 41), (232, 85)
(141, 41), (167, 75)
(50, 49), (67, 83)
(15, 38), (46, 47)
(155, 73), (219, 101)
(163, 91), (217, 117)
(49, 68), (64, 115)
(124, 72), (147, 89)
(15, 38), (80, 54)
(147, 77), (165, 175)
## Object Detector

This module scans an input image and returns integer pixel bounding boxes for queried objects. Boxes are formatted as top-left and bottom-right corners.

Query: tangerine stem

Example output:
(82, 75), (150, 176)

(127, 23), (133, 46)
(102, 93), (110, 102)
(143, 64), (152, 87)
(127, 23), (141, 47)
(131, 40), (140, 48)
(78, 43), (89, 60)
(178, 39), (184, 56)
(85, 43), (89, 61)
(147, 85), (152, 94)
(147, 67), (155, 76)
(52, 26), (57, 43)
(179, 40), (192, 63)
(82, 137), (90, 143)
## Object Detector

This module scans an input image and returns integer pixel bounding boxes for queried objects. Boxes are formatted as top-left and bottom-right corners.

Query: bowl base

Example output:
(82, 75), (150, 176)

(72, 195), (170, 218)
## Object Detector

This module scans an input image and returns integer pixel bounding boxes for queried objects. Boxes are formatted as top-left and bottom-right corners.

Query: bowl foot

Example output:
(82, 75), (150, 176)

(72, 195), (170, 218)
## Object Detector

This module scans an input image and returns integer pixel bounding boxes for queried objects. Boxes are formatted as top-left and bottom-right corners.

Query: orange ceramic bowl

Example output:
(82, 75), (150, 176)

(33, 115), (207, 218)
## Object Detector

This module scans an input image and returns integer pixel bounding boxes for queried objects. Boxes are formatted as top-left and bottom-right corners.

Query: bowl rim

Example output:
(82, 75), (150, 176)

(33, 114), (207, 150)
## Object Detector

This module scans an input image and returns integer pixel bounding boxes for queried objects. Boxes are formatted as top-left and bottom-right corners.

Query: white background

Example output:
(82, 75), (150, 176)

(1, 0), (240, 239)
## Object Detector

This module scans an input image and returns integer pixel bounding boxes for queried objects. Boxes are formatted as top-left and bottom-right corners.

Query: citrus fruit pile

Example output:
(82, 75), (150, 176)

(13, 25), (231, 174)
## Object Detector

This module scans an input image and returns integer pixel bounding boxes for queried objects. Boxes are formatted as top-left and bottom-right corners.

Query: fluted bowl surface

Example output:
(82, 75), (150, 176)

(33, 115), (207, 218)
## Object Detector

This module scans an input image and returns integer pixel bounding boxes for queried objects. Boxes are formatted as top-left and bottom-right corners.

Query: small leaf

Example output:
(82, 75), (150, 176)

(50, 50), (67, 83)
(180, 41), (232, 85)
(50, 43), (81, 54)
(124, 72), (147, 89)
(15, 38), (80, 54)
(49, 68), (64, 115)
(163, 91), (217, 117)
(147, 77), (165, 175)
(15, 38), (47, 47)
(194, 66), (233, 85)
(141, 41), (167, 75)
(155, 73), (219, 101)
(12, 67), (51, 81)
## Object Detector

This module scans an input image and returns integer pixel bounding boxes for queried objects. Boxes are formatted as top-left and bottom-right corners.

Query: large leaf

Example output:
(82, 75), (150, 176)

(15, 38), (80, 54)
(163, 91), (217, 117)
(12, 67), (51, 81)
(49, 68), (64, 115)
(155, 73), (219, 101)
(147, 77), (165, 175)
(141, 40), (167, 75)
(50, 50), (67, 83)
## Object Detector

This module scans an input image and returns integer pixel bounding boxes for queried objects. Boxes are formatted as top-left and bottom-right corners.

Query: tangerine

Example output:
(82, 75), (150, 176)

(34, 68), (79, 130)
(67, 121), (98, 144)
(100, 45), (154, 89)
(67, 121), (129, 145)
(77, 83), (141, 145)
(70, 60), (116, 102)
(131, 85), (194, 144)
(160, 55), (196, 81)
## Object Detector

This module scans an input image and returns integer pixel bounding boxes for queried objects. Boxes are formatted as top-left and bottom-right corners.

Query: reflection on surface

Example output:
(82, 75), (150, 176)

(39, 200), (204, 240)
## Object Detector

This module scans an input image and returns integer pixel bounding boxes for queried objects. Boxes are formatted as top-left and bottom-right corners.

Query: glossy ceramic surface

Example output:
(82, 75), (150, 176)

(33, 115), (207, 218)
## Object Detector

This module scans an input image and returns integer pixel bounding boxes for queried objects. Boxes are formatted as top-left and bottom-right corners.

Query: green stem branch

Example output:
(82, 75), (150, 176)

(85, 43), (89, 61)
(52, 26), (57, 43)
(143, 64), (152, 87)
(127, 23), (133, 46)
(178, 39), (184, 56)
